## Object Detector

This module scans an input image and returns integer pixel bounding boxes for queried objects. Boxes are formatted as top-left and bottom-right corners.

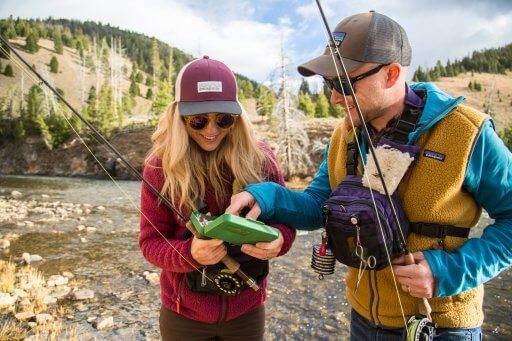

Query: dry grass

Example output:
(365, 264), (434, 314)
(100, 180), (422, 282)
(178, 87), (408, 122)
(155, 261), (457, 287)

(16, 266), (47, 314)
(434, 71), (512, 130)
(0, 261), (16, 293)
(0, 319), (26, 341)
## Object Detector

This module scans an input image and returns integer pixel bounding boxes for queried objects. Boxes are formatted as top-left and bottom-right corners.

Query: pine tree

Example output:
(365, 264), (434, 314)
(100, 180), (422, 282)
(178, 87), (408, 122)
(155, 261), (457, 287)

(129, 78), (140, 97)
(150, 38), (161, 85)
(25, 30), (39, 53)
(256, 85), (276, 116)
(315, 91), (330, 118)
(298, 92), (315, 117)
(4, 21), (16, 39)
(53, 32), (63, 54)
(151, 80), (172, 122)
(299, 78), (311, 96)
(50, 56), (59, 73)
(146, 87), (153, 100)
(329, 103), (345, 118)
(0, 38), (10, 59)
(4, 63), (13, 77)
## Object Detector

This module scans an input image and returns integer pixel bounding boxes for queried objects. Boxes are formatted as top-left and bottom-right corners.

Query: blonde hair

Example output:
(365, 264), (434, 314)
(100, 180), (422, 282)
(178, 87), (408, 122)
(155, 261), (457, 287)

(146, 101), (265, 214)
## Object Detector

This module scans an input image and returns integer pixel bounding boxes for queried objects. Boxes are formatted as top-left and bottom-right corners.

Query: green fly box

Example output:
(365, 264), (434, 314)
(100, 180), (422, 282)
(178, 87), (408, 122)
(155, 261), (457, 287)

(190, 211), (279, 245)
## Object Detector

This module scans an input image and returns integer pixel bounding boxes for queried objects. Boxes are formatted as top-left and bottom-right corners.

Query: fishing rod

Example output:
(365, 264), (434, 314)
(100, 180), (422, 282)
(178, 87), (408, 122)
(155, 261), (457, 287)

(313, 0), (433, 336)
(0, 34), (259, 291)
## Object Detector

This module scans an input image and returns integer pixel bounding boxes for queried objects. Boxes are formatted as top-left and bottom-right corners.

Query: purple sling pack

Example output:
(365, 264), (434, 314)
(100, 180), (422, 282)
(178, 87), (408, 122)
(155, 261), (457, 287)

(323, 138), (420, 270)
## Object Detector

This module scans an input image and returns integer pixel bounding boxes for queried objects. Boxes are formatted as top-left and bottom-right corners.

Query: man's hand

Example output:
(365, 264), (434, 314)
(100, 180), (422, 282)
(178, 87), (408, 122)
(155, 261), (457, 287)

(241, 232), (283, 260)
(225, 191), (261, 220)
(191, 237), (227, 265)
(392, 252), (436, 298)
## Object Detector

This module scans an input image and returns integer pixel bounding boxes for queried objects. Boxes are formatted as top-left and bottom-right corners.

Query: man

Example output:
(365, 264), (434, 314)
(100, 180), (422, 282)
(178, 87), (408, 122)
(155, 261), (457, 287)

(230, 11), (512, 340)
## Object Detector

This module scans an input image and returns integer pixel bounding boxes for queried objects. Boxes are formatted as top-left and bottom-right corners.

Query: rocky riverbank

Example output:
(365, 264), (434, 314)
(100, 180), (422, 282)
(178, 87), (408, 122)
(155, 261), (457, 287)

(1, 176), (510, 340)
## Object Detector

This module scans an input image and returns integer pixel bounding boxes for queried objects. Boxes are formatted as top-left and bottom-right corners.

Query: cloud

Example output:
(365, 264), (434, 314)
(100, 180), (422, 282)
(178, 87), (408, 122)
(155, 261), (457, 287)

(291, 0), (512, 79)
(0, 0), (290, 82)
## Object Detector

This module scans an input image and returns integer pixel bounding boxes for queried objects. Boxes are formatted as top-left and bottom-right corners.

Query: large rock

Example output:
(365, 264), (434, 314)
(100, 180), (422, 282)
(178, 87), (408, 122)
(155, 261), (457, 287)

(11, 190), (22, 198)
(94, 316), (114, 330)
(52, 286), (72, 300)
(0, 239), (10, 249)
(0, 293), (16, 309)
(47, 275), (68, 287)
(74, 289), (95, 300)
(144, 272), (160, 286)
(36, 313), (53, 324)
(15, 311), (35, 321)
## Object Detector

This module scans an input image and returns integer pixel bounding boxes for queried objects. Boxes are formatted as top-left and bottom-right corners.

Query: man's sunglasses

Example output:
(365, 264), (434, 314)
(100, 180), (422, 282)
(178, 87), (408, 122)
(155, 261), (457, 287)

(324, 64), (389, 96)
(183, 113), (237, 130)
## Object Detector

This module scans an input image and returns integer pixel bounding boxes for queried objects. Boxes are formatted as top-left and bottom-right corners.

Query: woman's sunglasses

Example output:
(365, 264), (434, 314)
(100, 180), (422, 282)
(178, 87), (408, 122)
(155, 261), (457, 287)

(323, 63), (389, 96)
(183, 113), (237, 130)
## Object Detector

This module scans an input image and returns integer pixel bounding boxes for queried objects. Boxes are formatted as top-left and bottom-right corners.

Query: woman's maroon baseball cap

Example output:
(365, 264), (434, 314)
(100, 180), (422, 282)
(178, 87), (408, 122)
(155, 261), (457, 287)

(175, 56), (242, 116)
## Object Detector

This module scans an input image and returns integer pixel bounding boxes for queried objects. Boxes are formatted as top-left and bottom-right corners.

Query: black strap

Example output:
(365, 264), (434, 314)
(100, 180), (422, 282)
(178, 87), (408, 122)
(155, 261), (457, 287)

(385, 105), (422, 144)
(346, 142), (358, 176)
(410, 222), (470, 239)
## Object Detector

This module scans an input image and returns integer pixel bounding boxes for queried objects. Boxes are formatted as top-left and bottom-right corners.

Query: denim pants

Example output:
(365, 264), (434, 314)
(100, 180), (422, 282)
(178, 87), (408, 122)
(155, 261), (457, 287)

(350, 310), (482, 341)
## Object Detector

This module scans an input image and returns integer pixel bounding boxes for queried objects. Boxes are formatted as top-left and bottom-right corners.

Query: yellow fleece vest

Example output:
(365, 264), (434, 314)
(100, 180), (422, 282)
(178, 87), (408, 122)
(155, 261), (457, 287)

(327, 105), (488, 328)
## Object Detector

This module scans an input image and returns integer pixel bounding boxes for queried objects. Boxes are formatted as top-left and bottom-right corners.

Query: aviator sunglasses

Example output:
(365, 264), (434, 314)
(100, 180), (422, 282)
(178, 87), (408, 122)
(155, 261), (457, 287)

(323, 63), (390, 96)
(183, 113), (237, 130)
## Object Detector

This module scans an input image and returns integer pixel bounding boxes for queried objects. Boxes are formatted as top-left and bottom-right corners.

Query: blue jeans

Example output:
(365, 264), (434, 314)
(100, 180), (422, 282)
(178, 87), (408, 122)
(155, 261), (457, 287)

(350, 310), (482, 341)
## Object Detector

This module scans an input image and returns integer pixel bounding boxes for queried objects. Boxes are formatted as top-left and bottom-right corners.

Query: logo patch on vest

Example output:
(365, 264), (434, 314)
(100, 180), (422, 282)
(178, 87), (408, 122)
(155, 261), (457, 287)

(197, 81), (222, 93)
(423, 150), (445, 162)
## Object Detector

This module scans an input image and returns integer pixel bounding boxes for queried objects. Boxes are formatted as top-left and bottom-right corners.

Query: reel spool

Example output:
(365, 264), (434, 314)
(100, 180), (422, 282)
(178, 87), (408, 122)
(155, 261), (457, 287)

(403, 316), (436, 341)
(311, 232), (336, 279)
(213, 270), (242, 295)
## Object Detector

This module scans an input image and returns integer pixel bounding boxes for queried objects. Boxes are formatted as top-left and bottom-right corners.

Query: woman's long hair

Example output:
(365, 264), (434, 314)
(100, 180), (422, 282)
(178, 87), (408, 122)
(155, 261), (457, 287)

(146, 101), (265, 213)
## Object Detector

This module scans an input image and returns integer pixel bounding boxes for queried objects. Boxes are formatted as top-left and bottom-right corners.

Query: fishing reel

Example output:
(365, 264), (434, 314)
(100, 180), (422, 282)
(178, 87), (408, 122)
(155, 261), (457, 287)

(311, 231), (336, 279)
(403, 316), (437, 341)
(213, 269), (242, 295)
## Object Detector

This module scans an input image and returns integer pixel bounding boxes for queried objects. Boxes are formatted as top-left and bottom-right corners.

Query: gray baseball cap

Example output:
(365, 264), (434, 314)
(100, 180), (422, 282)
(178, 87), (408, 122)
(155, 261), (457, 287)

(298, 11), (411, 78)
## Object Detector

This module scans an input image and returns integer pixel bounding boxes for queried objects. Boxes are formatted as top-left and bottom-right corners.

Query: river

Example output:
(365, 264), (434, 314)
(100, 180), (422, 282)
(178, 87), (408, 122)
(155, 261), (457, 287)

(0, 175), (510, 340)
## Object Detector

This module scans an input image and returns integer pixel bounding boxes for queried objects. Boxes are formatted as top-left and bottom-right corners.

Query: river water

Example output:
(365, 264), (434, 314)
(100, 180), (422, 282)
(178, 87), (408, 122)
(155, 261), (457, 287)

(0, 175), (510, 340)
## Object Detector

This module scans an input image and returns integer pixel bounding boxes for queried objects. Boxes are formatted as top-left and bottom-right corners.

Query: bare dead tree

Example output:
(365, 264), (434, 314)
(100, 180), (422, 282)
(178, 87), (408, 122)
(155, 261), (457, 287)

(270, 41), (311, 178)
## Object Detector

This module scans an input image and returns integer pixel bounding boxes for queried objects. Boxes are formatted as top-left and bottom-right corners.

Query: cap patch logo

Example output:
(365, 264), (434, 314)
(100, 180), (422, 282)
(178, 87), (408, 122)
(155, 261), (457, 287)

(333, 32), (346, 46)
(197, 81), (222, 93)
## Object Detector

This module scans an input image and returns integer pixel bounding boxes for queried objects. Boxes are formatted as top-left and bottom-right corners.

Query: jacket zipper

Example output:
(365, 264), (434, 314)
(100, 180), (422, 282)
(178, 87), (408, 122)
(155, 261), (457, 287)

(175, 274), (185, 314)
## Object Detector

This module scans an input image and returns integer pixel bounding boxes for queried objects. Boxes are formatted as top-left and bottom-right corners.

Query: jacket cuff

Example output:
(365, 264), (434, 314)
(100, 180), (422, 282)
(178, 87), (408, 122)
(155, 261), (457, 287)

(423, 249), (450, 297)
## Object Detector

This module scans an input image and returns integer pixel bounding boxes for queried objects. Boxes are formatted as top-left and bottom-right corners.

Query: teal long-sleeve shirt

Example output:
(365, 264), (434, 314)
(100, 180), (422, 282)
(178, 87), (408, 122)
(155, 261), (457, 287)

(245, 120), (512, 297)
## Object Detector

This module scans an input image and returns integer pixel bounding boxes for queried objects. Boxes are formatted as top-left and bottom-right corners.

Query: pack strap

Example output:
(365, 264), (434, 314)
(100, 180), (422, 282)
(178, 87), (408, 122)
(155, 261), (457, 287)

(410, 222), (470, 239)
(346, 142), (358, 176)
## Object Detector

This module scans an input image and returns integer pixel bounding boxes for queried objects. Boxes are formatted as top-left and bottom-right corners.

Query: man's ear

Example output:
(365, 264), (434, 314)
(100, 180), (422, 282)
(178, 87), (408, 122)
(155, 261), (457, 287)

(385, 63), (402, 88)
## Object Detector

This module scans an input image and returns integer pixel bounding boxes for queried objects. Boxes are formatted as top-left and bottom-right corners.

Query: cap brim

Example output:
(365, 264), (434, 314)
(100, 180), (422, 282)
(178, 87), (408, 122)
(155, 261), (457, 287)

(178, 101), (243, 116)
(298, 54), (364, 78)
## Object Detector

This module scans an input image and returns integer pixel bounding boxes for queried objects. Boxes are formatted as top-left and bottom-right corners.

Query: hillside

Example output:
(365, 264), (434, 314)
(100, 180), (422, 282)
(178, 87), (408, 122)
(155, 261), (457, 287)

(0, 37), (153, 122)
(433, 71), (512, 130)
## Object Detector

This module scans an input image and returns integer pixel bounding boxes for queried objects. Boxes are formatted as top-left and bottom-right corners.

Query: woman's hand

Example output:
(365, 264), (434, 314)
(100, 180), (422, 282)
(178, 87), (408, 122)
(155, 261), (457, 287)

(241, 232), (283, 260)
(191, 237), (227, 265)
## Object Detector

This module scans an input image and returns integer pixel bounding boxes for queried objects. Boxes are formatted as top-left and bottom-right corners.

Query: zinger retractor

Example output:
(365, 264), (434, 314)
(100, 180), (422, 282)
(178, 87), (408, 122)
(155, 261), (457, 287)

(311, 232), (336, 279)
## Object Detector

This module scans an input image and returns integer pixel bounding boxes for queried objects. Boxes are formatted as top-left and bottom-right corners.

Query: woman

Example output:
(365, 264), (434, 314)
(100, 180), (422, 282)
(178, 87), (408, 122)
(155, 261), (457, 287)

(139, 56), (295, 340)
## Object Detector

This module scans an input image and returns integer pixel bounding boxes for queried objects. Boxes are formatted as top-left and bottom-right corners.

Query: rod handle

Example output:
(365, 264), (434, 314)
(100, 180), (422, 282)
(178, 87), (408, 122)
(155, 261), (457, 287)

(404, 253), (432, 320)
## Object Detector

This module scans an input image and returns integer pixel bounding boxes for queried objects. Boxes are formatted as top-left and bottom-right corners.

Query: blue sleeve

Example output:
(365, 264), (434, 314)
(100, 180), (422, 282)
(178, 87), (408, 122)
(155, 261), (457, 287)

(424, 120), (512, 297)
(245, 148), (332, 230)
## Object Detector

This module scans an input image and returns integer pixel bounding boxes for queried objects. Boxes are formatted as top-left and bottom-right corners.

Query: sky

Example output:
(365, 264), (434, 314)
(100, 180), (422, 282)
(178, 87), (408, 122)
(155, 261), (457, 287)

(1, 0), (511, 89)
